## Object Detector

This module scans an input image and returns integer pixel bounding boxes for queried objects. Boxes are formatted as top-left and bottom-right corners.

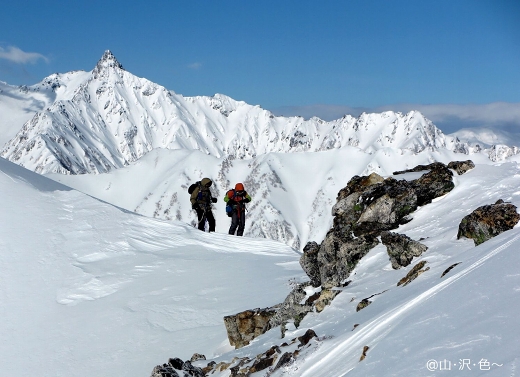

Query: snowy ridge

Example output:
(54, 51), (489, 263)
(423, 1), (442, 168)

(0, 156), (303, 377)
(1, 51), (514, 175)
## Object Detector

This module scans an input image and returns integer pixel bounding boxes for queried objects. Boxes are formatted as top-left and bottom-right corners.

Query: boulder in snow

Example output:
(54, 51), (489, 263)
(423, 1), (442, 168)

(448, 160), (475, 175)
(457, 199), (520, 246)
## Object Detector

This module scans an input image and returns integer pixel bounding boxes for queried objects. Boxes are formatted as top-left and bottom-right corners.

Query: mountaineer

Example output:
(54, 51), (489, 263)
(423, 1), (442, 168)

(189, 178), (218, 232)
(224, 183), (251, 236)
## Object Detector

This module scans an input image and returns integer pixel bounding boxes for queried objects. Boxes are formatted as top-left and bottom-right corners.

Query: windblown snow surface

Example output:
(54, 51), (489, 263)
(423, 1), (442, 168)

(2, 156), (520, 377)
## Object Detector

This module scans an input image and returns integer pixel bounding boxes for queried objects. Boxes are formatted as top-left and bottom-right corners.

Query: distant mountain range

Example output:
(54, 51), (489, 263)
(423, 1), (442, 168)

(1, 50), (518, 176)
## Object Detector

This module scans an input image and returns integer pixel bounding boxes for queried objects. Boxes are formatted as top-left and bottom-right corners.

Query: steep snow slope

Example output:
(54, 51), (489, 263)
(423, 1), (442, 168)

(0, 157), (303, 377)
(48, 146), (494, 250)
(2, 51), (513, 176)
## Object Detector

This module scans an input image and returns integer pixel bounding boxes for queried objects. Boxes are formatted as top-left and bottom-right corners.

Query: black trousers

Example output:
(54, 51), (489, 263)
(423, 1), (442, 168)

(195, 207), (215, 232)
(229, 209), (246, 236)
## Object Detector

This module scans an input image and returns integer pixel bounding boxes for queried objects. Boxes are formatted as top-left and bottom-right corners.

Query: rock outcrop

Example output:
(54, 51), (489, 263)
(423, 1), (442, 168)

(397, 261), (430, 286)
(381, 231), (428, 269)
(223, 307), (278, 349)
(317, 233), (380, 288)
(448, 160), (475, 175)
(394, 162), (455, 205)
(299, 241), (320, 287)
(221, 161), (468, 354)
(457, 199), (520, 245)
(301, 162), (459, 289)
(334, 172), (417, 237)
(151, 159), (517, 377)
(152, 329), (320, 377)
(150, 358), (205, 377)
(441, 262), (461, 278)
(267, 282), (313, 335)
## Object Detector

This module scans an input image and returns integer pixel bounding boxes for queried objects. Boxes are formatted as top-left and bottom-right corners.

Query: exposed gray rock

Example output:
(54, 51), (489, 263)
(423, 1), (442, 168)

(359, 346), (370, 361)
(223, 283), (334, 350)
(273, 352), (295, 371)
(311, 288), (341, 313)
(332, 191), (363, 220)
(409, 162), (455, 206)
(190, 353), (206, 362)
(381, 231), (428, 269)
(336, 172), (385, 201)
(448, 160), (475, 175)
(300, 241), (321, 287)
(168, 358), (184, 370)
(318, 231), (379, 288)
(268, 282), (313, 333)
(195, 329), (319, 376)
(297, 328), (317, 346)
(353, 178), (418, 236)
(150, 364), (179, 377)
(181, 361), (204, 377)
(249, 355), (275, 374)
(457, 199), (520, 245)
(356, 299), (372, 312)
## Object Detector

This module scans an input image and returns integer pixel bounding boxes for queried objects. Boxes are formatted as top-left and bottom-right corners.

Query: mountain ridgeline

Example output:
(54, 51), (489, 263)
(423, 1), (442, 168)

(2, 51), (515, 176)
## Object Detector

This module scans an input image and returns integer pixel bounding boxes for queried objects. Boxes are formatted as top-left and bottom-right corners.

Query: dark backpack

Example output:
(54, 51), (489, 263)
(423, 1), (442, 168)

(188, 181), (201, 194)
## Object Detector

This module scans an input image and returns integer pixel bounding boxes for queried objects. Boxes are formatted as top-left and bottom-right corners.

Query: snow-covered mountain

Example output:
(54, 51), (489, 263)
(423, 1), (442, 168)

(2, 154), (520, 377)
(2, 51), (519, 250)
(449, 126), (520, 161)
(2, 51), (516, 176)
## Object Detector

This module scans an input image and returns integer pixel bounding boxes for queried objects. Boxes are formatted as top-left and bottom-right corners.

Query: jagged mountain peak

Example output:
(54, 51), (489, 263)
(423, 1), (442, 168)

(1, 50), (518, 176)
(92, 50), (124, 79)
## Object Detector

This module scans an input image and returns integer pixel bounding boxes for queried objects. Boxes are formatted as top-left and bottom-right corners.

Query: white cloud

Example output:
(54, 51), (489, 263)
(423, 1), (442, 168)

(0, 46), (48, 64)
(187, 62), (202, 70)
(270, 102), (520, 134)
(379, 102), (520, 126)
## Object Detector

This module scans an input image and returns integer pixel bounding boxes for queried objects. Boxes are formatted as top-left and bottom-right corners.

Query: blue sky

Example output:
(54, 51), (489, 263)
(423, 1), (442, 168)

(1, 0), (519, 133)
